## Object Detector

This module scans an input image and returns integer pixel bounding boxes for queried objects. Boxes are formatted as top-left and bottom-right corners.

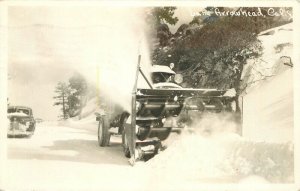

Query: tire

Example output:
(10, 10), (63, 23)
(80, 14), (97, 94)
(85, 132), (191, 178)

(122, 130), (131, 158)
(98, 116), (111, 147)
(30, 125), (35, 135)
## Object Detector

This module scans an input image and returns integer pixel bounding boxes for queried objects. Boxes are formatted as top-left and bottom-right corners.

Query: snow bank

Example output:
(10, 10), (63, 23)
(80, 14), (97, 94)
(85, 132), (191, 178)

(241, 23), (293, 143)
(243, 68), (293, 142)
(143, 127), (293, 184)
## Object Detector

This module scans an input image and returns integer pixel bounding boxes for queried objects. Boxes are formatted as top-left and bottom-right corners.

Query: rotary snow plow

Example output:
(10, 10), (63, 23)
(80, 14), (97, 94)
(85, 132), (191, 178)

(95, 56), (239, 165)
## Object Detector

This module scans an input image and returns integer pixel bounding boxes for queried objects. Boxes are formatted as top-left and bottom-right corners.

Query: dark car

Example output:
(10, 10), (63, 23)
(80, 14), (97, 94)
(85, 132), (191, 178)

(7, 106), (36, 137)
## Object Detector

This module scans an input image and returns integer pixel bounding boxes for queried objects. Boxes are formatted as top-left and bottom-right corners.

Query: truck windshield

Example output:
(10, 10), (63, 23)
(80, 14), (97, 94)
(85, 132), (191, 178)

(152, 73), (173, 83)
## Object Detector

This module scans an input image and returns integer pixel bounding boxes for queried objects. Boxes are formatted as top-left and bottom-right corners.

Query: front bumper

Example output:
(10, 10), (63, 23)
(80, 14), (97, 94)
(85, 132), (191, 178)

(7, 122), (33, 136)
(7, 129), (33, 136)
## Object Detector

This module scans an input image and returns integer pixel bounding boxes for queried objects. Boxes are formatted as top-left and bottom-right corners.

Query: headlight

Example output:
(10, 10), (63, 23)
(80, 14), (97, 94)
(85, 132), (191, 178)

(26, 121), (30, 126)
(224, 88), (236, 97)
(174, 74), (183, 84)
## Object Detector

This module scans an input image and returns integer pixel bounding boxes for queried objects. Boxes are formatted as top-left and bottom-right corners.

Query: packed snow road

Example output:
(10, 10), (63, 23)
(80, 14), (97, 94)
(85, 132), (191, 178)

(6, 120), (148, 190)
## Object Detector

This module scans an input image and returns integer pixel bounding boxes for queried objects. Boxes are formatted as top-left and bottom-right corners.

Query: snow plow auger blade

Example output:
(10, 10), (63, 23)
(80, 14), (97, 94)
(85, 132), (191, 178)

(123, 88), (236, 165)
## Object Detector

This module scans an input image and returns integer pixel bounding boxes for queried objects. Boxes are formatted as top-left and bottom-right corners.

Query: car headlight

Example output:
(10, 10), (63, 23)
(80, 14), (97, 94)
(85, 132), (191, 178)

(174, 74), (183, 84)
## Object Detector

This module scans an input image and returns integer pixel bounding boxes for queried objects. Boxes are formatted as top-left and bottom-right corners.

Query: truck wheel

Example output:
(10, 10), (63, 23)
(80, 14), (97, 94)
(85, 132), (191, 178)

(98, 116), (111, 147)
(122, 130), (131, 158)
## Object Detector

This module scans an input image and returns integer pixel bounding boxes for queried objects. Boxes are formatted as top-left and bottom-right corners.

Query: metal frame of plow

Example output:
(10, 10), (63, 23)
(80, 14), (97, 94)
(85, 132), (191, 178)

(126, 55), (141, 165)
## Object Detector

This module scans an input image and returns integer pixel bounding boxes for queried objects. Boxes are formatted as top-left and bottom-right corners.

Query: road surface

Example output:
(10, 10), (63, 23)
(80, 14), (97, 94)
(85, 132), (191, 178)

(6, 121), (149, 190)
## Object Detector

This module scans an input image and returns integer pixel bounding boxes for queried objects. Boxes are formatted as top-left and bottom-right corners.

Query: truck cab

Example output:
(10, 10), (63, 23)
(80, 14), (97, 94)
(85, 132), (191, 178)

(150, 65), (183, 89)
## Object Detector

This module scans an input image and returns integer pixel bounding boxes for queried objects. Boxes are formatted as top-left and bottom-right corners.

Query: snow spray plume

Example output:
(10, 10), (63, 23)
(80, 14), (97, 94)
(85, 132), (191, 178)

(76, 8), (153, 112)
(145, 112), (293, 183)
(186, 112), (240, 136)
(9, 7), (153, 119)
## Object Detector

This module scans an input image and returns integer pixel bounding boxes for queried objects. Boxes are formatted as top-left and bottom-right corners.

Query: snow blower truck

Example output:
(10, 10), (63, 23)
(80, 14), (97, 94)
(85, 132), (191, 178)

(95, 55), (239, 165)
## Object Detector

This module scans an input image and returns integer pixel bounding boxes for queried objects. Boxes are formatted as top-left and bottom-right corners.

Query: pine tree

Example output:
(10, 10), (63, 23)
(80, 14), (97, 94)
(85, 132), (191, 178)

(146, 7), (179, 46)
(151, 7), (179, 26)
(53, 82), (70, 119)
(68, 73), (87, 118)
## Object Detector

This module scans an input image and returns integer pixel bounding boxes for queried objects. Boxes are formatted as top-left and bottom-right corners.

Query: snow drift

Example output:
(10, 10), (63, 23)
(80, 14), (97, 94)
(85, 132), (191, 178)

(142, 114), (293, 184)
(242, 23), (293, 142)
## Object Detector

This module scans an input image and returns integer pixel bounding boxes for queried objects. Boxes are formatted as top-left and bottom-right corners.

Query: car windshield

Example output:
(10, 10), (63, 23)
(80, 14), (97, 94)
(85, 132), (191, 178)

(8, 108), (30, 115)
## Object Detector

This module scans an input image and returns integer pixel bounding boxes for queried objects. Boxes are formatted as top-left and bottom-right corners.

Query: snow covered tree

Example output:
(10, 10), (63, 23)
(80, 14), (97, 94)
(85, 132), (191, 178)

(68, 72), (88, 118)
(53, 73), (90, 119)
(53, 82), (70, 119)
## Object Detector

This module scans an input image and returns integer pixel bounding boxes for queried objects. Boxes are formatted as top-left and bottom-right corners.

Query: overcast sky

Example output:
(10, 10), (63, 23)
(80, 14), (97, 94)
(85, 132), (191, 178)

(8, 6), (201, 120)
